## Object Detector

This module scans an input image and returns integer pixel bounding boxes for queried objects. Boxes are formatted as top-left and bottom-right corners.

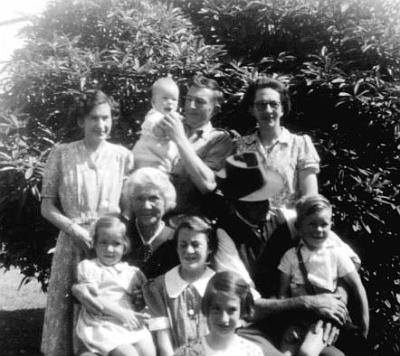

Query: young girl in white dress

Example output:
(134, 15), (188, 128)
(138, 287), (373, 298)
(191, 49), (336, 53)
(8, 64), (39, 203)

(174, 271), (263, 356)
(75, 216), (156, 356)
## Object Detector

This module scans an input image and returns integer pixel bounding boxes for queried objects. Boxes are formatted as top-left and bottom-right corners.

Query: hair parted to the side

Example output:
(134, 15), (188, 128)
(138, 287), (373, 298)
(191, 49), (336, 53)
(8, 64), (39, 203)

(173, 215), (218, 260)
(151, 76), (179, 96)
(75, 90), (118, 124)
(122, 167), (177, 218)
(241, 76), (291, 118)
(201, 271), (255, 321)
(93, 216), (130, 254)
(190, 75), (224, 109)
(295, 194), (332, 228)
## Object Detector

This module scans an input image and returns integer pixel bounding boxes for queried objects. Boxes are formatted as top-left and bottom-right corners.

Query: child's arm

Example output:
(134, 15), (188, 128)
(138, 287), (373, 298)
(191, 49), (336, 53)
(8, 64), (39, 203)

(99, 299), (146, 330)
(156, 329), (174, 356)
(278, 271), (291, 299)
(341, 270), (369, 338)
(102, 267), (149, 329)
(71, 282), (104, 315)
(277, 248), (295, 299)
(73, 260), (104, 315)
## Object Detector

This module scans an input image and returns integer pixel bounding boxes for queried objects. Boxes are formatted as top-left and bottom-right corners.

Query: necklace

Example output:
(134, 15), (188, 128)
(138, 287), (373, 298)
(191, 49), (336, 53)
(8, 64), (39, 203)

(135, 220), (165, 261)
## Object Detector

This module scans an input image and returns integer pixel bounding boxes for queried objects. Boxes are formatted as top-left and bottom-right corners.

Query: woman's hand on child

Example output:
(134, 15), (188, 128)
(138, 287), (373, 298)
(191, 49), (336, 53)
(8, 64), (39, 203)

(68, 223), (92, 253)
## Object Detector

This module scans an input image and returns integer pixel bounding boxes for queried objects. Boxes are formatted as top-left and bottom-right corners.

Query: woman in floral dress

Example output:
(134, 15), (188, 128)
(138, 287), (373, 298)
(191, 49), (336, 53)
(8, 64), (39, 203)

(40, 90), (134, 356)
(237, 77), (320, 211)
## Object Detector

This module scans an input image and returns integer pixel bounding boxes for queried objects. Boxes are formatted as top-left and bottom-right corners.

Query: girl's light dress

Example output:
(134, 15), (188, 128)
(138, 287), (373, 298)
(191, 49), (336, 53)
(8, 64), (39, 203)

(40, 140), (134, 356)
(174, 335), (263, 356)
(76, 259), (150, 355)
(143, 266), (215, 349)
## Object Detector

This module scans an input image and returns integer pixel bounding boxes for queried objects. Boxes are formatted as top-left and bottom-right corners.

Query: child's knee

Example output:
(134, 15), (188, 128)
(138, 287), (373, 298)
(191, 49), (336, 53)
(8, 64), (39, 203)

(136, 332), (156, 356)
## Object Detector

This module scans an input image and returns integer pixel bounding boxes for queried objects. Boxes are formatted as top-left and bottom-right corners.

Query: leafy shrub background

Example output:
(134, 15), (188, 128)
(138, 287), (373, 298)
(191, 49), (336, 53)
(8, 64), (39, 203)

(0, 0), (399, 354)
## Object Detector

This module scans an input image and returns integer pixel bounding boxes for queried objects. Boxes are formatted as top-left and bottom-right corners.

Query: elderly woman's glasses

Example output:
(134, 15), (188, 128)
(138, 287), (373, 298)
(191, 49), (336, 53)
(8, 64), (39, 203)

(254, 101), (281, 110)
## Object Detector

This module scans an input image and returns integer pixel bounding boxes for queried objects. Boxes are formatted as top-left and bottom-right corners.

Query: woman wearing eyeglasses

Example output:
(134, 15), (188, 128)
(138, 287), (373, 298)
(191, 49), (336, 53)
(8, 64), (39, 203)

(237, 77), (320, 210)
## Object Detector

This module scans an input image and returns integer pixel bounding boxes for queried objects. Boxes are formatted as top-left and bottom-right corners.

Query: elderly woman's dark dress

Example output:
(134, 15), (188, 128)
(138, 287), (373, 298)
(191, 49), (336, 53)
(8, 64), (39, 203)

(126, 220), (178, 279)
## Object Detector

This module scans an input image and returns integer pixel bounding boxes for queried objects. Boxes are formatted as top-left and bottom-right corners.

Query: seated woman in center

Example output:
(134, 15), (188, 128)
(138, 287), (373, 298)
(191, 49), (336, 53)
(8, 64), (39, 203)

(122, 167), (179, 279)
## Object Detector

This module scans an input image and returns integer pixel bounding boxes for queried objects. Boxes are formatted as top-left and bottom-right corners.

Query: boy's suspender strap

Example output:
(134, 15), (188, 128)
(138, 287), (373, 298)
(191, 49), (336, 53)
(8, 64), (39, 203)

(296, 245), (317, 295)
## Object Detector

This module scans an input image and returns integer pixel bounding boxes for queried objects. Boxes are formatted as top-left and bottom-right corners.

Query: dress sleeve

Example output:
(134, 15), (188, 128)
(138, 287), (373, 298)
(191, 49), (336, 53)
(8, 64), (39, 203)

(201, 130), (234, 171)
(124, 149), (135, 175)
(41, 144), (62, 198)
(297, 134), (320, 174)
(277, 248), (296, 276)
(214, 229), (254, 287)
(77, 259), (97, 284)
(142, 276), (171, 331)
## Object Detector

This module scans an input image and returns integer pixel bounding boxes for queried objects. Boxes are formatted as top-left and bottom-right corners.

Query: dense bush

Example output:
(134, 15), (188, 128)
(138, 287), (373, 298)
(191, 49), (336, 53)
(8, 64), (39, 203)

(0, 0), (399, 354)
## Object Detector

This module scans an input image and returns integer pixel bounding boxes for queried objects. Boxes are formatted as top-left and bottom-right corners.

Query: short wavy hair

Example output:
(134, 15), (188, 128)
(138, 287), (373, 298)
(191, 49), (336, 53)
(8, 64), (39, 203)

(75, 90), (118, 123)
(241, 76), (291, 118)
(122, 167), (177, 217)
(172, 215), (218, 261)
(295, 194), (332, 228)
(201, 271), (254, 321)
(190, 75), (224, 110)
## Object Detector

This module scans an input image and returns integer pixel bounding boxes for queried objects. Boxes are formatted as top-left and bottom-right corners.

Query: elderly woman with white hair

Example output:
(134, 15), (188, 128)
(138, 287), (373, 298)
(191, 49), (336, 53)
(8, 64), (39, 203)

(122, 167), (179, 279)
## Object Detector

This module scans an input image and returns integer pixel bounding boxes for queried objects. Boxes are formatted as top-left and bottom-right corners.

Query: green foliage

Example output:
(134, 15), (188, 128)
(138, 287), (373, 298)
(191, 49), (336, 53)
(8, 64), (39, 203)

(1, 0), (399, 353)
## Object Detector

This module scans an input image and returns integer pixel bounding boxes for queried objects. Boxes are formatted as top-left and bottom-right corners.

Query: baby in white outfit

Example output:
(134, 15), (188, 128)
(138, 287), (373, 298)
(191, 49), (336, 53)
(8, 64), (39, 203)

(133, 77), (181, 172)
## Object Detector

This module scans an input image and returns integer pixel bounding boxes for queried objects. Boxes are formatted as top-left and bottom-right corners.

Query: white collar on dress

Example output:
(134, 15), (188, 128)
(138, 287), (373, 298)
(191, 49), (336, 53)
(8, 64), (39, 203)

(94, 258), (127, 273)
(165, 265), (215, 298)
(255, 126), (291, 145)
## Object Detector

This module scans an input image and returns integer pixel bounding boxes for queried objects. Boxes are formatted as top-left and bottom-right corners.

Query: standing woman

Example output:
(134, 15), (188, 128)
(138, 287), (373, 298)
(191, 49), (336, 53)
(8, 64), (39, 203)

(237, 77), (320, 210)
(40, 90), (134, 356)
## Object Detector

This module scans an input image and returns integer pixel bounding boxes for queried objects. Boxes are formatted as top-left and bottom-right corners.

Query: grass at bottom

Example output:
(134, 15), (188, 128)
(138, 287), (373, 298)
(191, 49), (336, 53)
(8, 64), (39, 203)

(0, 308), (44, 356)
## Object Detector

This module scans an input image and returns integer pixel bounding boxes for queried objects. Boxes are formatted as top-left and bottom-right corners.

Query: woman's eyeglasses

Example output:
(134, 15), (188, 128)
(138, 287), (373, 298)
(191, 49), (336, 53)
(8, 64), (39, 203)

(254, 101), (281, 110)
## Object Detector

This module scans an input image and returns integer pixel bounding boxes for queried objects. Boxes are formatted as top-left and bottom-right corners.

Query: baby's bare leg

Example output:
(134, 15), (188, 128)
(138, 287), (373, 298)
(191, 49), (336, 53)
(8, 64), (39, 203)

(109, 344), (139, 356)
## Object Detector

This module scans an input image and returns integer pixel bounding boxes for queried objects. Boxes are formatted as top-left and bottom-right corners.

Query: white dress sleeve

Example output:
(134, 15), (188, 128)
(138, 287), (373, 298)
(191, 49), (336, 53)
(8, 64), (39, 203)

(214, 228), (254, 287)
